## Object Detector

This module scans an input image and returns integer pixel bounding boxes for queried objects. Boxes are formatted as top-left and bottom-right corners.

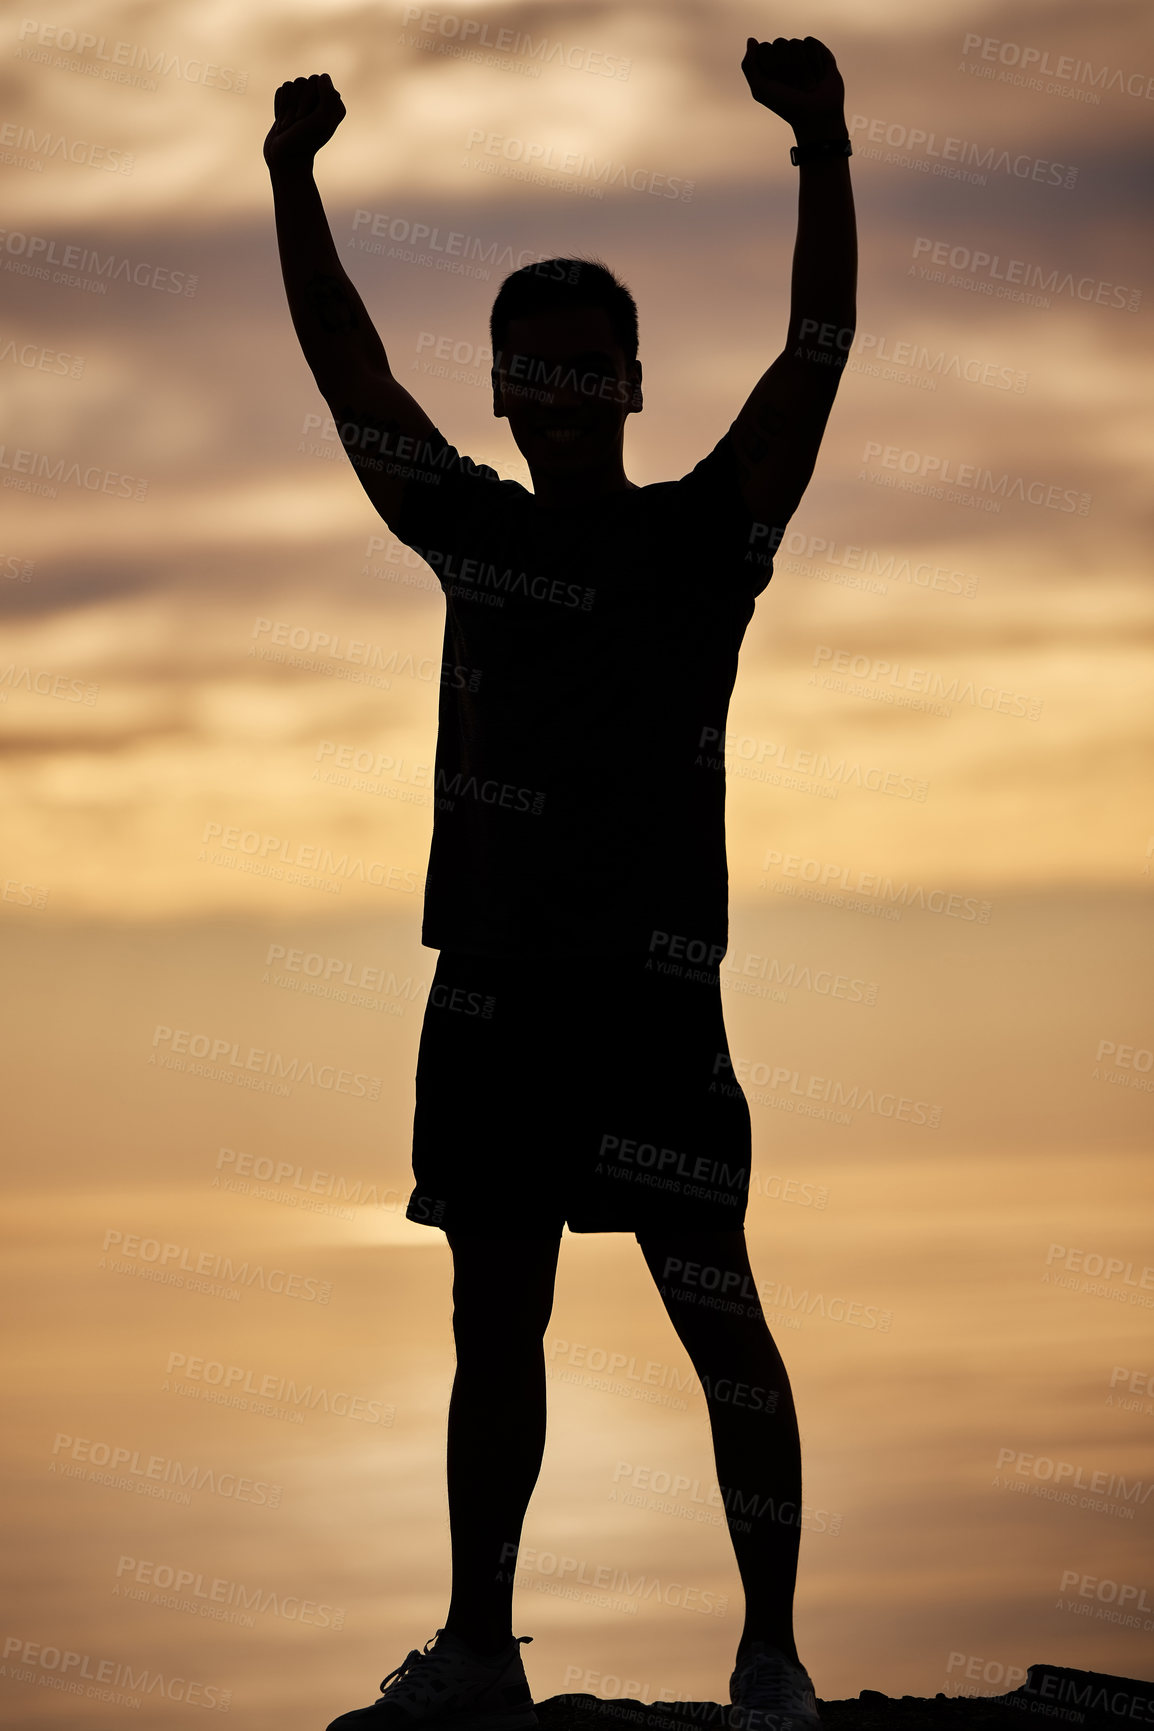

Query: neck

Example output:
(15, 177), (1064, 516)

(530, 452), (638, 508)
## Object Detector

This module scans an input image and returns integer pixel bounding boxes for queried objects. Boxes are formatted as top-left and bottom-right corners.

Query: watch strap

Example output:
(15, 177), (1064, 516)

(790, 136), (853, 166)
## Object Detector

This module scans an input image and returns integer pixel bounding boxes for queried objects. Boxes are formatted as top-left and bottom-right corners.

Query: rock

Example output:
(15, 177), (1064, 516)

(996, 1662), (1154, 1728)
(535, 1661), (1154, 1731)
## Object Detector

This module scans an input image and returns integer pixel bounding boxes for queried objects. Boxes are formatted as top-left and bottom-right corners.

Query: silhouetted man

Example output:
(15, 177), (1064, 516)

(266, 33), (855, 1731)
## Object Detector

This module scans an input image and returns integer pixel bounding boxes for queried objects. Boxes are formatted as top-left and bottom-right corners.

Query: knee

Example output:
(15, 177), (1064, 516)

(447, 1235), (559, 1352)
(451, 1291), (554, 1353)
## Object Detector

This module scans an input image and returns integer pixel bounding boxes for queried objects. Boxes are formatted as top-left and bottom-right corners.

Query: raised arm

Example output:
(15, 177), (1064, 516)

(265, 74), (392, 391)
(728, 36), (857, 551)
(265, 73), (437, 526)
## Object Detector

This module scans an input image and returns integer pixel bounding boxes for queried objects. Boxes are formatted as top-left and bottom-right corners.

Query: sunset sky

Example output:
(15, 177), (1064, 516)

(2, 0), (1153, 1724)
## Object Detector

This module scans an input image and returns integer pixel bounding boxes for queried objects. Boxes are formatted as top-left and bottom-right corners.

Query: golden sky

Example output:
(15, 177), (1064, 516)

(2, 0), (1153, 1722)
(2, 0), (1152, 916)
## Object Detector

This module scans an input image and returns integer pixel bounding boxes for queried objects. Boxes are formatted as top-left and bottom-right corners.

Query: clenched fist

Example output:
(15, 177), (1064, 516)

(741, 35), (845, 132)
(264, 72), (346, 173)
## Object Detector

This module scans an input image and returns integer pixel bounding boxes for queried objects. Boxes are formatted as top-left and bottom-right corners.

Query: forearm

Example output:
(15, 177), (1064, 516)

(269, 163), (391, 389)
(784, 118), (857, 357)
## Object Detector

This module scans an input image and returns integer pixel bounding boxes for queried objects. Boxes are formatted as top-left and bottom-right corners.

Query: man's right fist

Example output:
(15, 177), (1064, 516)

(264, 72), (346, 172)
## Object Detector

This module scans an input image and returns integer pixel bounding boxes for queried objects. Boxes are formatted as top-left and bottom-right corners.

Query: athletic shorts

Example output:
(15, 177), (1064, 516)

(406, 948), (752, 1237)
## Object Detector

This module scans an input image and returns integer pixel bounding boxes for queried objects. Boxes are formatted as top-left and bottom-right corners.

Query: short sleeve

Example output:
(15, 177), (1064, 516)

(675, 428), (775, 600)
(391, 426), (508, 588)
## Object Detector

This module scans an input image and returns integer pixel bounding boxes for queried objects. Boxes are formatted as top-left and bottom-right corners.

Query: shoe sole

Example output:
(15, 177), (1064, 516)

(366, 1711), (536, 1731)
(326, 1693), (538, 1730)
(729, 1710), (821, 1731)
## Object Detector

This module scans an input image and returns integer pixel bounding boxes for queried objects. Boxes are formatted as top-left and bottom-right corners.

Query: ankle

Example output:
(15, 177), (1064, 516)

(443, 1626), (513, 1660)
(738, 1634), (802, 1668)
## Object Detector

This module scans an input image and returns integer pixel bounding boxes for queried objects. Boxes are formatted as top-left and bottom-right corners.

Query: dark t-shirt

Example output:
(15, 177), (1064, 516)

(390, 425), (773, 959)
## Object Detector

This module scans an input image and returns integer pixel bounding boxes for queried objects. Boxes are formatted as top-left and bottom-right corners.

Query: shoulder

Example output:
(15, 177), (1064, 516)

(670, 429), (775, 597)
(393, 427), (528, 550)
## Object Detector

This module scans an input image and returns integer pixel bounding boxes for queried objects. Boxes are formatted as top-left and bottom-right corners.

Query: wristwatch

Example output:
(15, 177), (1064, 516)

(790, 136), (853, 166)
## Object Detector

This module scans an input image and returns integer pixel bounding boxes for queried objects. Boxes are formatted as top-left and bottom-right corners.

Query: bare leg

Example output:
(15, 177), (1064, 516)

(637, 1229), (803, 1665)
(441, 1229), (562, 1656)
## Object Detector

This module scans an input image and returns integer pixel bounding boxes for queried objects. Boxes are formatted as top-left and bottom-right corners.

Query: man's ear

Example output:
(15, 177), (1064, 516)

(491, 368), (505, 418)
(629, 359), (643, 413)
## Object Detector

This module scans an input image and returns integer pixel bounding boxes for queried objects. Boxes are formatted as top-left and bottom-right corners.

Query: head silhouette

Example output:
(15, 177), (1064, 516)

(490, 256), (643, 481)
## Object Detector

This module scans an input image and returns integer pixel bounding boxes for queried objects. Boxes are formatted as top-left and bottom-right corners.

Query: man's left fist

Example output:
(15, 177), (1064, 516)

(741, 34), (845, 131)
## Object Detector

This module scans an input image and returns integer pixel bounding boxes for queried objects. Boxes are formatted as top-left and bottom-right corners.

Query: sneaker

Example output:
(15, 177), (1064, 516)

(728, 1642), (821, 1731)
(325, 1629), (537, 1730)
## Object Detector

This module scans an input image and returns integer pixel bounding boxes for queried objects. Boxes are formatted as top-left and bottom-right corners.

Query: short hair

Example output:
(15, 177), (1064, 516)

(490, 254), (639, 368)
